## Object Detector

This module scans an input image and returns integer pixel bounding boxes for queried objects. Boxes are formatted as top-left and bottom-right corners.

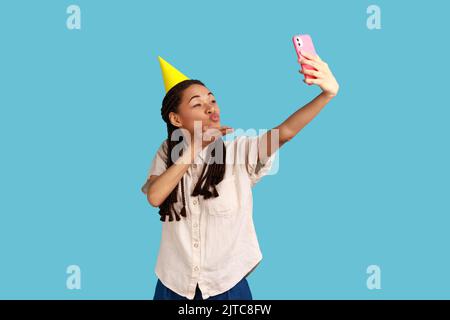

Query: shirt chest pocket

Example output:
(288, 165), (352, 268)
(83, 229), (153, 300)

(205, 176), (239, 216)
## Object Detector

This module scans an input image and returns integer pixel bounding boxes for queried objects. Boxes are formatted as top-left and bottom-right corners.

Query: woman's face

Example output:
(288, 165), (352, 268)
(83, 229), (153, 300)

(169, 84), (221, 138)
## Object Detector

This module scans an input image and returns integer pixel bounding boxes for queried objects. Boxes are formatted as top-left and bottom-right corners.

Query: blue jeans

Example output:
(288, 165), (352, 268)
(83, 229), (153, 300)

(153, 277), (253, 300)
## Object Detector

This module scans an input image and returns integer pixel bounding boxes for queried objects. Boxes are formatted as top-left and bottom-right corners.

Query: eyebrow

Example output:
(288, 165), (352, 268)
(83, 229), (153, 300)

(189, 92), (213, 103)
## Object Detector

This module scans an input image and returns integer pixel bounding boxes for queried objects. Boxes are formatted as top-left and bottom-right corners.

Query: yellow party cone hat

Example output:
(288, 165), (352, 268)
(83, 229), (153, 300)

(158, 56), (190, 93)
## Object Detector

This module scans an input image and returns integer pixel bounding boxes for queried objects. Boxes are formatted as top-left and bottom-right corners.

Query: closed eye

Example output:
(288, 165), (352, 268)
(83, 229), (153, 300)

(193, 100), (216, 107)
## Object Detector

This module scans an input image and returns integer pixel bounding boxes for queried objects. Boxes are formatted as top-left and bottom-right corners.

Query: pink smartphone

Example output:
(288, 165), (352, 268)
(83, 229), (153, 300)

(292, 34), (317, 85)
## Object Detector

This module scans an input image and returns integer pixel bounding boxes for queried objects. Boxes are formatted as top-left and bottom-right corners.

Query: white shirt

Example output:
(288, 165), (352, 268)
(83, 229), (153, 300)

(141, 134), (278, 299)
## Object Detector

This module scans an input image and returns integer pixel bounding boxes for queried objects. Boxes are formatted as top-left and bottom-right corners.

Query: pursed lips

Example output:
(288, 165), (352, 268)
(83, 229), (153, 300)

(209, 113), (220, 122)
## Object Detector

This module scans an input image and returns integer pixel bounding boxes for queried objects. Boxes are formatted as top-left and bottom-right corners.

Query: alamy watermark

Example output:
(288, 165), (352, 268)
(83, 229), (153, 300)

(66, 265), (81, 290)
(66, 5), (81, 30)
(169, 121), (280, 171)
(366, 264), (382, 290)
(367, 5), (382, 30)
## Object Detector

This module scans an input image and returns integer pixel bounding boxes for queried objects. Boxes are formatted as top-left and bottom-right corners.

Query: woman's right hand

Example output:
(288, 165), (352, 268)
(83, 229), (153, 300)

(202, 125), (234, 143)
(188, 125), (234, 162)
(189, 126), (234, 163)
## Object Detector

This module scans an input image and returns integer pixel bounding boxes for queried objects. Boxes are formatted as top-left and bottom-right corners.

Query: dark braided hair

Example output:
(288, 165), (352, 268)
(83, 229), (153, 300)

(158, 79), (227, 222)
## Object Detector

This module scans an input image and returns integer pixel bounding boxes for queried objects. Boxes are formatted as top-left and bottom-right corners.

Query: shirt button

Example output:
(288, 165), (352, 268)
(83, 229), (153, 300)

(192, 164), (197, 169)
(194, 266), (199, 271)
(193, 200), (197, 205)
(194, 243), (199, 248)
(193, 223), (198, 228)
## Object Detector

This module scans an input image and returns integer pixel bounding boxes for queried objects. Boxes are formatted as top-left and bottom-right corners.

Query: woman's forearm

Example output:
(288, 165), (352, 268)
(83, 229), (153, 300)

(145, 127), (234, 207)
(259, 92), (334, 162)
(278, 92), (334, 142)
(259, 51), (339, 162)
(146, 146), (195, 207)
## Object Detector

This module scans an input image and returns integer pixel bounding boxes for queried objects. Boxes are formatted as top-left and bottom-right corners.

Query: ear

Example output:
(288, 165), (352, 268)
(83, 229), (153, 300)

(168, 111), (183, 128)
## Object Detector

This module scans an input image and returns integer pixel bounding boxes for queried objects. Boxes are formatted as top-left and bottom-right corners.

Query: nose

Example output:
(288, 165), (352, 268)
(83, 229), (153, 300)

(206, 104), (215, 114)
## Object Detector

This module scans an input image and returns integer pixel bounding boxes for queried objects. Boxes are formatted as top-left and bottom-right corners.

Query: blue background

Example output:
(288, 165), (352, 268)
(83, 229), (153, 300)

(1, 0), (449, 299)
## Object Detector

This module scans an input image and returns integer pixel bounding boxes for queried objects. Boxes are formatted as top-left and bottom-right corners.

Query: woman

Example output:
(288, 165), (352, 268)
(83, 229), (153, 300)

(142, 53), (339, 300)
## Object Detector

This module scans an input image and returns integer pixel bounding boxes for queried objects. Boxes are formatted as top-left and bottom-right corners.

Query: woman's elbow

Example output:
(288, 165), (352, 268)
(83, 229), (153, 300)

(275, 125), (296, 145)
(142, 179), (162, 207)
(147, 187), (166, 207)
(147, 193), (162, 207)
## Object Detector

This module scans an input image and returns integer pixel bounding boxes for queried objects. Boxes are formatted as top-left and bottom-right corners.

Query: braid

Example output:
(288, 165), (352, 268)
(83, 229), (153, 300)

(157, 79), (227, 222)
(191, 140), (226, 199)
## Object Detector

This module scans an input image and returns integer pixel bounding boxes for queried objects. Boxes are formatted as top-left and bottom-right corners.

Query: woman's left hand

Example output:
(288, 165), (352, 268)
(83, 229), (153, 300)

(299, 51), (339, 98)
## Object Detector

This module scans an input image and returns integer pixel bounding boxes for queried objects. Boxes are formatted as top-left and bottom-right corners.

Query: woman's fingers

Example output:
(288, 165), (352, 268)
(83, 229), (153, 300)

(300, 50), (322, 62)
(203, 125), (234, 141)
(204, 125), (233, 134)
(300, 68), (321, 78)
(219, 127), (234, 136)
(304, 78), (322, 85)
(298, 53), (339, 96)
(202, 125), (231, 131)
(299, 57), (321, 70)
(217, 126), (234, 137)
(299, 51), (328, 72)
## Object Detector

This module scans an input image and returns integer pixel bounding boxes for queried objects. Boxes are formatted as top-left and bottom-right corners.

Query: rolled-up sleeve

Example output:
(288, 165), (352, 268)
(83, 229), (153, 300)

(236, 134), (278, 187)
(141, 140), (168, 194)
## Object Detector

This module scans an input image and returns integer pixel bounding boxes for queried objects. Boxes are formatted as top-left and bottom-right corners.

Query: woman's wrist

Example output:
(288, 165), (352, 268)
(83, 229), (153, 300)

(186, 142), (202, 164)
(320, 90), (337, 100)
